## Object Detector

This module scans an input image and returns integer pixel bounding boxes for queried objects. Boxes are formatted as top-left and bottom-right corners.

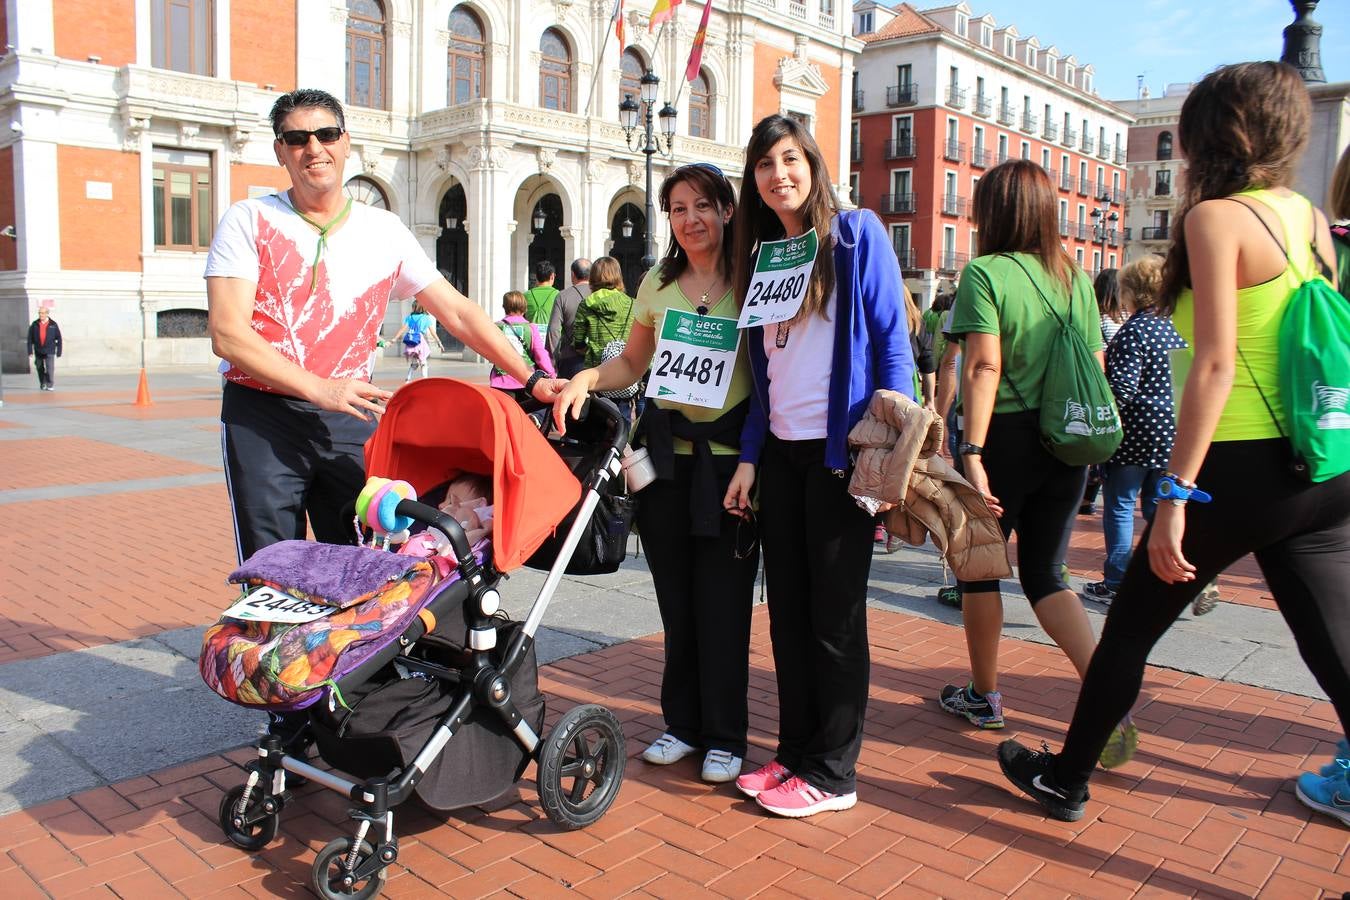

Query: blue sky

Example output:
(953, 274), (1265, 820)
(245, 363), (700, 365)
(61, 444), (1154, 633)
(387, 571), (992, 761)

(943, 0), (1349, 101)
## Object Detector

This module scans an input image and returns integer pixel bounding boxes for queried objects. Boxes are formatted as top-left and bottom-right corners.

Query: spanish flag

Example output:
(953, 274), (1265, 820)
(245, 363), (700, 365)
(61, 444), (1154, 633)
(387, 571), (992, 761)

(649, 0), (681, 32)
(685, 0), (712, 82)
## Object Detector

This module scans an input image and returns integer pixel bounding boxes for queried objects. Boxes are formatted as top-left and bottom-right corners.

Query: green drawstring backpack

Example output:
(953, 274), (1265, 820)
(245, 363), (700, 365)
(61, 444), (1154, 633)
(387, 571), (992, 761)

(1234, 202), (1350, 483)
(1001, 255), (1123, 466)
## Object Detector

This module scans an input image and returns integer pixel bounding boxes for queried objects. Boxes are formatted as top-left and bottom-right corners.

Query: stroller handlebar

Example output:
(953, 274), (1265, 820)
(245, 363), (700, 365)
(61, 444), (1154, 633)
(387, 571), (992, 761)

(521, 396), (630, 457)
(394, 498), (476, 567)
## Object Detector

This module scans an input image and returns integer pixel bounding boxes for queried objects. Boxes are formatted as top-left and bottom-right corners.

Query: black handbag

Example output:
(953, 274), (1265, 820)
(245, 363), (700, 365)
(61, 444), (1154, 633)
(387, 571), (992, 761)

(523, 415), (636, 576)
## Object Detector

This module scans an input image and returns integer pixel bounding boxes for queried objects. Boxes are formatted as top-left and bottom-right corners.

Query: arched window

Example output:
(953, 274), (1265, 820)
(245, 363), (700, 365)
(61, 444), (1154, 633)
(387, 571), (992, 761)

(539, 28), (572, 112)
(1157, 130), (1173, 161)
(346, 0), (387, 109)
(620, 49), (644, 108)
(689, 69), (713, 139)
(448, 5), (486, 105)
(345, 176), (389, 210)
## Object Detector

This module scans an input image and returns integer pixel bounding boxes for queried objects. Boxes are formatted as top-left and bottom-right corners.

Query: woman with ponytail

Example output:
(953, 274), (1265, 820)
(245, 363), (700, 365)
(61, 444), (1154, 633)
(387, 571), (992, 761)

(996, 62), (1350, 825)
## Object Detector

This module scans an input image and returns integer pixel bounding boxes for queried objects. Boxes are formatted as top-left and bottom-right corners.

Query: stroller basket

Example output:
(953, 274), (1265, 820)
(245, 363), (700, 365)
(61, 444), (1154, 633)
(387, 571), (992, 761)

(207, 380), (631, 899)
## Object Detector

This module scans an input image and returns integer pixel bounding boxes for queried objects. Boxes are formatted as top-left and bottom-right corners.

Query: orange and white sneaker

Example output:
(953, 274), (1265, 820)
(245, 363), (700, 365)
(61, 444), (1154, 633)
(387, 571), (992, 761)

(755, 776), (857, 818)
(735, 759), (792, 798)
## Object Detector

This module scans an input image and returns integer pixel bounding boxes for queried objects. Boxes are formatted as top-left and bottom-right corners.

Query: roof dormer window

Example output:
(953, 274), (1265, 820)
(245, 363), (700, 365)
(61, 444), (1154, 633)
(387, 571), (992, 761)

(955, 13), (967, 37)
(980, 23), (992, 47)
(1025, 47), (1036, 67)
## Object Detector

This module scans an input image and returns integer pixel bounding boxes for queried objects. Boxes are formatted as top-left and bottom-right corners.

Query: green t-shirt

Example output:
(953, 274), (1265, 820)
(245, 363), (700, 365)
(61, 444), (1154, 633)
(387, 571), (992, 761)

(523, 285), (559, 325)
(634, 265), (752, 455)
(949, 252), (1104, 414)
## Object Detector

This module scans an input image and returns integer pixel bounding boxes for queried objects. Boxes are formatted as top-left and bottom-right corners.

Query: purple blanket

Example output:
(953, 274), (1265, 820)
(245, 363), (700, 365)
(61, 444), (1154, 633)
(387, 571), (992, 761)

(228, 540), (416, 606)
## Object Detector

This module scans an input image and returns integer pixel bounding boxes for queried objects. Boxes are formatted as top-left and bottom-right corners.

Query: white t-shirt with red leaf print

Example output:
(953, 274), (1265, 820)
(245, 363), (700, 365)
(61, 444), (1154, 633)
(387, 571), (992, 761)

(205, 193), (440, 392)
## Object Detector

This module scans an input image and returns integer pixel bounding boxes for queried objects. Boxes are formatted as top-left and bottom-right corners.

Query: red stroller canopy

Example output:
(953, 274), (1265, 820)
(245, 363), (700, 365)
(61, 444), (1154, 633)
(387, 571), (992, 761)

(364, 379), (582, 571)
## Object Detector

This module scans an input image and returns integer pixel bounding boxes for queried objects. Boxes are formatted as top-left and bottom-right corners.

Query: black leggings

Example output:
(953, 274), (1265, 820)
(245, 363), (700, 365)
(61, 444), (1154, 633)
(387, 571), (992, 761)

(959, 410), (1088, 603)
(1055, 438), (1350, 787)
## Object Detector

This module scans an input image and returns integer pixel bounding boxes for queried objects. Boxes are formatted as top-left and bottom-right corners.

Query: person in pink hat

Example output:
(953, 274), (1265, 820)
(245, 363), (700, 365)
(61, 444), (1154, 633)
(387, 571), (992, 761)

(26, 301), (62, 391)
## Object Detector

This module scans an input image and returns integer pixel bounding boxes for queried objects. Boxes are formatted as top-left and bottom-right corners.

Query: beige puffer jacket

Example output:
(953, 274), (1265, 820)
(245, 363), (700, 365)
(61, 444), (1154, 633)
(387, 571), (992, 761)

(848, 390), (1011, 582)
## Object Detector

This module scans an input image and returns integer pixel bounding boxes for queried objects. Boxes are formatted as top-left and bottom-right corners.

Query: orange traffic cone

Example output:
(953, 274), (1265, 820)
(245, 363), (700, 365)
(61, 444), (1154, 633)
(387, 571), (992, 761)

(133, 368), (153, 407)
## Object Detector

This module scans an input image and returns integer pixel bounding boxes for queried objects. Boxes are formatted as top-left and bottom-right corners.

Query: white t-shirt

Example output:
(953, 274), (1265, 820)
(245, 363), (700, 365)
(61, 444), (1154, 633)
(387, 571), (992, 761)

(205, 194), (440, 391)
(764, 290), (836, 441)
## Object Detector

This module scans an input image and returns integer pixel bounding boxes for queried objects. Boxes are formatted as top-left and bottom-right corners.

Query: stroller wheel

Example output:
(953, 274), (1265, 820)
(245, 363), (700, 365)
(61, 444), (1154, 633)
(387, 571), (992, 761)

(218, 784), (279, 851)
(312, 837), (387, 900)
(538, 704), (626, 830)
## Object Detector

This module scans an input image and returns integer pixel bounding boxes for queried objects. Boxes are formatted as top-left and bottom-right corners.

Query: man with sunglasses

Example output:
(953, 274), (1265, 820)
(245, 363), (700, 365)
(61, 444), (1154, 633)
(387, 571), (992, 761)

(206, 88), (564, 568)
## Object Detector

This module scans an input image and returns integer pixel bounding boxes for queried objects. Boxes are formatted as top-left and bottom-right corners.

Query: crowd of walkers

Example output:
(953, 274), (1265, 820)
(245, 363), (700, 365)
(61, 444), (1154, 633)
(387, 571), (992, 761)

(551, 61), (1350, 826)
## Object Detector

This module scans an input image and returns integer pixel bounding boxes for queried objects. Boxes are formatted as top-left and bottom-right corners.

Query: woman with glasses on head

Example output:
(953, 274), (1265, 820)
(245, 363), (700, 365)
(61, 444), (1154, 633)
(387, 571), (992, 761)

(556, 163), (759, 785)
(720, 114), (915, 818)
(997, 61), (1350, 825)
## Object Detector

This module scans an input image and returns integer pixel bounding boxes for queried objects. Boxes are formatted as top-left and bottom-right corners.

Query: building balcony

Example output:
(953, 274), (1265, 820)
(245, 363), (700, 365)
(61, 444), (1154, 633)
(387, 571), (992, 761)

(1020, 112), (1037, 134)
(1076, 223), (1090, 240)
(946, 86), (967, 109)
(894, 244), (917, 269)
(852, 89), (864, 112)
(1042, 123), (1058, 142)
(1114, 147), (1127, 165)
(970, 147), (991, 169)
(1107, 229), (1121, 247)
(997, 150), (1010, 165)
(880, 192), (916, 214)
(887, 83), (918, 106)
(938, 251), (969, 273)
(1060, 171), (1074, 191)
(1141, 226), (1170, 241)
(1078, 177), (1092, 196)
(1097, 143), (1111, 160)
(1059, 217), (1071, 237)
(1113, 188), (1126, 204)
(1154, 181), (1172, 197)
(884, 138), (916, 159)
(1081, 135), (1095, 154)
(1062, 128), (1077, 147)
(1043, 165), (1057, 183)
(943, 139), (965, 163)
(972, 95), (993, 117)
(850, 142), (862, 163)
(941, 194), (967, 216)
(1096, 182), (1112, 200)
(997, 104), (1016, 126)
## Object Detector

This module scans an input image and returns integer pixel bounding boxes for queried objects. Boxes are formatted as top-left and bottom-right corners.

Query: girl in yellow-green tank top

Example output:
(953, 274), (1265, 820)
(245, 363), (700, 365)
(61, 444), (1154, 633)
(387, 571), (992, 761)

(995, 61), (1350, 828)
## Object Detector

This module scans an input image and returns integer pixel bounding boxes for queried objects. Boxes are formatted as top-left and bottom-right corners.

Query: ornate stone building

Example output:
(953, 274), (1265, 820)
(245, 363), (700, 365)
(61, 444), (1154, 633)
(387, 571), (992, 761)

(0, 0), (855, 370)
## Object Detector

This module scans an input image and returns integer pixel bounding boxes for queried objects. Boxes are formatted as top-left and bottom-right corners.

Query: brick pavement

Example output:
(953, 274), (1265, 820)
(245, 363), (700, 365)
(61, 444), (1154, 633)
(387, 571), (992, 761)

(2, 369), (1343, 896)
(2, 606), (1347, 898)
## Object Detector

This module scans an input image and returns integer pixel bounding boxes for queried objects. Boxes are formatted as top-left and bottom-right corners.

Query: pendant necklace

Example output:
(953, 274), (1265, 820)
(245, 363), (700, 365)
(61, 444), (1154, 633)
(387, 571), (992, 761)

(690, 273), (719, 316)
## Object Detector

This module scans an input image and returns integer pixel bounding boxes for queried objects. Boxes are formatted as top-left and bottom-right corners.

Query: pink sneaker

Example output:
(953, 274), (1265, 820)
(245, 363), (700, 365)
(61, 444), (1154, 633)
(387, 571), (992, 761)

(755, 776), (858, 818)
(735, 759), (792, 798)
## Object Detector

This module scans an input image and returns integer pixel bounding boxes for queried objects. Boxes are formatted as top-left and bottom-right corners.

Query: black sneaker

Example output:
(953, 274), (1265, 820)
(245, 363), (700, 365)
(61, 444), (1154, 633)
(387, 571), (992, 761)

(996, 739), (1089, 822)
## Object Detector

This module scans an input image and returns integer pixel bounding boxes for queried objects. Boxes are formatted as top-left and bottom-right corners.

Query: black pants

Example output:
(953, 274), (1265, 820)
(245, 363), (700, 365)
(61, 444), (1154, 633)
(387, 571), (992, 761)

(758, 435), (875, 794)
(220, 381), (375, 563)
(959, 410), (1087, 603)
(34, 353), (54, 388)
(635, 455), (758, 756)
(1056, 439), (1350, 787)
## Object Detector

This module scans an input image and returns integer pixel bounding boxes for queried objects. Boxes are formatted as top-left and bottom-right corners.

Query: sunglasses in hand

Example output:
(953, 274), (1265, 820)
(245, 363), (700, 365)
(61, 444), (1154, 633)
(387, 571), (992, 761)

(276, 126), (345, 147)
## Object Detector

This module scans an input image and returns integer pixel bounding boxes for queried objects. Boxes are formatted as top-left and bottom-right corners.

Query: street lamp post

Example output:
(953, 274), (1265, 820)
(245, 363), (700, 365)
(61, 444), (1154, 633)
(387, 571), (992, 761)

(1090, 204), (1119, 274)
(620, 70), (676, 272)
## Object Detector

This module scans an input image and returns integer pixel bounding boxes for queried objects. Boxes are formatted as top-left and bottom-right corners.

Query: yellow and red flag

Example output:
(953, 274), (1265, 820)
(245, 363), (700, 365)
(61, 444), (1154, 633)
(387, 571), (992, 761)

(649, 0), (682, 32)
(685, 0), (712, 82)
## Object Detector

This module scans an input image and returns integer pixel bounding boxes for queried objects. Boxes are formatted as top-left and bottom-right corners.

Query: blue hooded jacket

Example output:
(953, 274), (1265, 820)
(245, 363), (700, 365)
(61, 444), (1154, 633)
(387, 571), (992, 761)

(739, 209), (917, 471)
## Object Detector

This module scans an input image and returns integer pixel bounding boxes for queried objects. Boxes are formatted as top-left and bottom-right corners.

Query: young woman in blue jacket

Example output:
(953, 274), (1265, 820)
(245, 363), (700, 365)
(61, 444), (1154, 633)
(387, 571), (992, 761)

(722, 114), (915, 818)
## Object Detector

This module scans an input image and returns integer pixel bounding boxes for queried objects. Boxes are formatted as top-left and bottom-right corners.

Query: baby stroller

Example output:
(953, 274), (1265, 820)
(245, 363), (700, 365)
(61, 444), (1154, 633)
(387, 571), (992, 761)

(200, 379), (631, 898)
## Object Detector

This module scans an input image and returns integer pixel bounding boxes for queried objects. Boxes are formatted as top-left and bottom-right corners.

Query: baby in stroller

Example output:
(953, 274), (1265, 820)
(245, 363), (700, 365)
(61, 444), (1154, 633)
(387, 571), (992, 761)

(200, 379), (632, 899)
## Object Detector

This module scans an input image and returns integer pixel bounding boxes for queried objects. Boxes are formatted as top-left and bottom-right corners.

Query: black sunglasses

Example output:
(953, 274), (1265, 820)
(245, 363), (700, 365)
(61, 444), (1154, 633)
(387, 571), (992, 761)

(276, 126), (345, 147)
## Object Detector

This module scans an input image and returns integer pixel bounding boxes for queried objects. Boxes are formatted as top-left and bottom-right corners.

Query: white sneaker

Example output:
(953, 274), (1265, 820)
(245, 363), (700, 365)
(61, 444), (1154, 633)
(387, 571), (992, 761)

(640, 733), (699, 765)
(701, 749), (743, 783)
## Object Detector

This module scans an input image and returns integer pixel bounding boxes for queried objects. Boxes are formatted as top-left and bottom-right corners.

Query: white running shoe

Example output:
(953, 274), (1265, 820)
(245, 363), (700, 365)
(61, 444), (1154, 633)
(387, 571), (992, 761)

(640, 733), (699, 765)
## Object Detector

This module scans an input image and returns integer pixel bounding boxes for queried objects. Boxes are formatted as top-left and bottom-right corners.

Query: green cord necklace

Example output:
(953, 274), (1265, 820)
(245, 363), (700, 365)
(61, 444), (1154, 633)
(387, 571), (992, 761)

(283, 192), (353, 294)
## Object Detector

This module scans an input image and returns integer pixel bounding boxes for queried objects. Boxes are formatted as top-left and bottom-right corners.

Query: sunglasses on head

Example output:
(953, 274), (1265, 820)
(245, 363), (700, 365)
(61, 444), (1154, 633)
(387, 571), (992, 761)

(276, 126), (345, 147)
(676, 161), (727, 180)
